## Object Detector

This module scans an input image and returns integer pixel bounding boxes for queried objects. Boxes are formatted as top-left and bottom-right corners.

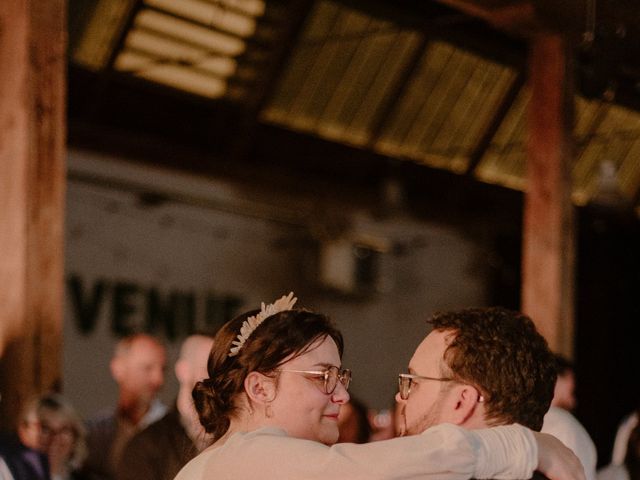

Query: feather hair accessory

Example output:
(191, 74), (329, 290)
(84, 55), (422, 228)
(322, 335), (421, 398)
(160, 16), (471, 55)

(228, 292), (298, 357)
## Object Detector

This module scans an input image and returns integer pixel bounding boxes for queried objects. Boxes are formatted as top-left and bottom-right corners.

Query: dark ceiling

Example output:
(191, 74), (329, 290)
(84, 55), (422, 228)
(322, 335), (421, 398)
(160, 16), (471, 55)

(67, 0), (640, 215)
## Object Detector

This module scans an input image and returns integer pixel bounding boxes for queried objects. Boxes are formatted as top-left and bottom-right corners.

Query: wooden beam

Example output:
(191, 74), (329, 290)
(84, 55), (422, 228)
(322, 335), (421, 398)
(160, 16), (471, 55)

(434, 0), (541, 34)
(521, 33), (575, 357)
(0, 0), (66, 430)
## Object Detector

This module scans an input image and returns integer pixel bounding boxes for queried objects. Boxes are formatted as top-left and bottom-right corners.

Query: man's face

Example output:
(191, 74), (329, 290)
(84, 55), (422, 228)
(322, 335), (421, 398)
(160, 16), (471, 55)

(115, 338), (167, 404)
(396, 329), (457, 435)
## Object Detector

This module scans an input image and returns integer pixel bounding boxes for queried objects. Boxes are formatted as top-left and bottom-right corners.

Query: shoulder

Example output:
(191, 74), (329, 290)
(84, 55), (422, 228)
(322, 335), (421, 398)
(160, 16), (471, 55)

(175, 429), (322, 480)
(543, 406), (588, 434)
(86, 409), (116, 432)
(139, 399), (168, 428)
(125, 411), (180, 450)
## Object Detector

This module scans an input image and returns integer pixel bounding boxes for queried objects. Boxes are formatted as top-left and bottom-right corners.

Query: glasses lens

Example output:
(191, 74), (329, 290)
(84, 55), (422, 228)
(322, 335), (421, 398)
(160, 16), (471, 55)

(325, 366), (339, 394)
(398, 375), (410, 400)
(339, 369), (351, 391)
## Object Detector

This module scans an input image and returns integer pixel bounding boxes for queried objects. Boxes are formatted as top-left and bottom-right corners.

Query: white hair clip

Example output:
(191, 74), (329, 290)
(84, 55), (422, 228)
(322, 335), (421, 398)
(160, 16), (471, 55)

(228, 292), (298, 357)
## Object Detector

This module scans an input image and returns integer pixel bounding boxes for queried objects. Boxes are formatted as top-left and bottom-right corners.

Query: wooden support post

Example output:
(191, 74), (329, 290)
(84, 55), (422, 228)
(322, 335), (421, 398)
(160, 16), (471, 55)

(522, 33), (575, 357)
(0, 0), (66, 430)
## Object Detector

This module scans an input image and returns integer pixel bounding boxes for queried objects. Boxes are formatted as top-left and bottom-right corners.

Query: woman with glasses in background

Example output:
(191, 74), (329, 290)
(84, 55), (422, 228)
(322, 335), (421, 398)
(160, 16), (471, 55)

(1, 393), (89, 480)
(175, 293), (583, 480)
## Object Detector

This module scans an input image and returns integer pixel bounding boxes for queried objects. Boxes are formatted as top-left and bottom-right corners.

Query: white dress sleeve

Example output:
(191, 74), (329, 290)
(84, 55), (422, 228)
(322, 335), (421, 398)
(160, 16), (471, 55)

(175, 422), (537, 480)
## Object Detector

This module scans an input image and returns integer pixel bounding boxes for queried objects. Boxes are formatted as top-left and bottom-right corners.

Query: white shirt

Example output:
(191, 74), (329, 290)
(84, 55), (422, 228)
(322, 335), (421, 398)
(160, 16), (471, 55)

(175, 422), (537, 480)
(542, 406), (598, 480)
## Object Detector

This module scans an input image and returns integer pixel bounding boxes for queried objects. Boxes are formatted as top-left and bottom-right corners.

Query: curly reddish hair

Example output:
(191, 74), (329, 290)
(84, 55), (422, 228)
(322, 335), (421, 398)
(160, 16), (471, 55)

(429, 307), (556, 431)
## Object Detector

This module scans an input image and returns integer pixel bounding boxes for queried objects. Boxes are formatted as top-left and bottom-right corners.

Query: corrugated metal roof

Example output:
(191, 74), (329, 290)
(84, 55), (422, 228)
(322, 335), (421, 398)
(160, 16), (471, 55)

(262, 0), (640, 208)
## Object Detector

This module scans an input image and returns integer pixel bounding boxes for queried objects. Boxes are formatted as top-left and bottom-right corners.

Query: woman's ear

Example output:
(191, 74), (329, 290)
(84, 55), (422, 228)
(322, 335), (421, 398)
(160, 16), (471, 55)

(244, 372), (277, 404)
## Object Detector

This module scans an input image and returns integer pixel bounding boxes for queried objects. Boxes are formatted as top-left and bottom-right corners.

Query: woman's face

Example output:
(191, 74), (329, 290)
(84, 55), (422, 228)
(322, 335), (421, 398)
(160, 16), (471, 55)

(269, 336), (349, 445)
(38, 410), (76, 464)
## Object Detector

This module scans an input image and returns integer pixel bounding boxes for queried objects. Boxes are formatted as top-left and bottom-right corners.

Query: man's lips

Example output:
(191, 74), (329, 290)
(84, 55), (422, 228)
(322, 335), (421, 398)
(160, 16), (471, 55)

(323, 413), (340, 420)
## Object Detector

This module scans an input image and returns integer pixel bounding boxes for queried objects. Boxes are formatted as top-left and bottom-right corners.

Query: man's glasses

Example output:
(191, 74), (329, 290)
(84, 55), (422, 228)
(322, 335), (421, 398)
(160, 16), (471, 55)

(397, 373), (453, 400)
(279, 366), (352, 394)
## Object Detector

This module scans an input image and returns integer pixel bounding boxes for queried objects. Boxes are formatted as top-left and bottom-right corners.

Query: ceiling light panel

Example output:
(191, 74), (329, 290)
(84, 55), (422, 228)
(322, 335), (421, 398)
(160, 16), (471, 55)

(144, 0), (259, 38)
(124, 29), (237, 78)
(112, 0), (266, 99)
(135, 9), (246, 57)
(216, 0), (266, 17)
(127, 55), (228, 98)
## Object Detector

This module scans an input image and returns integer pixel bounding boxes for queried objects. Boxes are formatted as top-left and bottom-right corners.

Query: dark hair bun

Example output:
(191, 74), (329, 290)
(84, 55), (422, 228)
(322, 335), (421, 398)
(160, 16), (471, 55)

(192, 379), (231, 439)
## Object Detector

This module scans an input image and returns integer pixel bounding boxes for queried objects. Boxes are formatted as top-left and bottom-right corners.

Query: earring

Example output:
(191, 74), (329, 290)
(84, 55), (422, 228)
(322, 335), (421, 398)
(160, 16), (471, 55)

(265, 404), (273, 419)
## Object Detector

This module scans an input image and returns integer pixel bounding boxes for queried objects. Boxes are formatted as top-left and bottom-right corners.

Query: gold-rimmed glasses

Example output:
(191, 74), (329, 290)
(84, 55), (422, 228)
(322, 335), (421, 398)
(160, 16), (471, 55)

(398, 373), (486, 402)
(398, 373), (453, 400)
(279, 366), (351, 394)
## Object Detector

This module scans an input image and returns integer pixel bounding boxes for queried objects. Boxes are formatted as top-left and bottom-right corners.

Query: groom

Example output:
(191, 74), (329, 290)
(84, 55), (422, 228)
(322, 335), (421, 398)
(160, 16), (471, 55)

(397, 307), (556, 435)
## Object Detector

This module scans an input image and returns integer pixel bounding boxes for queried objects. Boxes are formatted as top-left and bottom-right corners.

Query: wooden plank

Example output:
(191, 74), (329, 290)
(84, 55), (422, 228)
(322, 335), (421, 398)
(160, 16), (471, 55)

(521, 33), (575, 357)
(0, 0), (66, 430)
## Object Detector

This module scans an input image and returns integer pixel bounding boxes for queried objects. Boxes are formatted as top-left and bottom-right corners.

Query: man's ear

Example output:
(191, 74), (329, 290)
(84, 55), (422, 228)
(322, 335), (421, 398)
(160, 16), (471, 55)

(448, 384), (482, 425)
(244, 372), (277, 404)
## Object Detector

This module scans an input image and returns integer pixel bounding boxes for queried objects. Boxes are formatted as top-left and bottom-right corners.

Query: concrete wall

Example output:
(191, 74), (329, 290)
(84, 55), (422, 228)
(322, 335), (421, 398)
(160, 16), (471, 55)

(63, 148), (488, 418)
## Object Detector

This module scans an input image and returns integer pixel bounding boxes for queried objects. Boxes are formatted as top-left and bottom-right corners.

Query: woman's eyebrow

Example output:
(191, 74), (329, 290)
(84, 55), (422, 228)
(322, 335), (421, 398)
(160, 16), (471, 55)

(313, 362), (338, 369)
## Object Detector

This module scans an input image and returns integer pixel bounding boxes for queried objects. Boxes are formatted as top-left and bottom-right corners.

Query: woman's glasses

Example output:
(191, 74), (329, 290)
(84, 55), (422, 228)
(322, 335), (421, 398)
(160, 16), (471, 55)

(397, 373), (453, 400)
(39, 423), (76, 440)
(279, 366), (352, 394)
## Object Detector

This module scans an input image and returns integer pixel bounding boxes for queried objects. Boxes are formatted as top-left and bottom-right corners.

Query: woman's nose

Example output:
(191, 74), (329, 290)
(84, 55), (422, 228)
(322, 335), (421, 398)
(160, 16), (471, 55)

(331, 380), (350, 404)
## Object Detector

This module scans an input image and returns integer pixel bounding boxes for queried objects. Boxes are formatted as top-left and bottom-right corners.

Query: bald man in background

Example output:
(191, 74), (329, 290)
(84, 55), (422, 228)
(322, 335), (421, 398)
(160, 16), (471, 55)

(116, 335), (214, 480)
(84, 333), (167, 480)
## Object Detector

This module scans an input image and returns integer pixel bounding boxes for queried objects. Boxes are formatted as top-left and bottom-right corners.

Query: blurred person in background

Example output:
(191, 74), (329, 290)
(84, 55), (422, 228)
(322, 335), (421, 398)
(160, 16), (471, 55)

(116, 334), (214, 480)
(337, 396), (371, 443)
(83, 333), (167, 480)
(1, 393), (88, 480)
(542, 355), (597, 480)
(608, 410), (640, 470)
(550, 355), (577, 411)
(599, 408), (640, 480)
(0, 395), (51, 480)
(370, 399), (405, 441)
(34, 394), (89, 480)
